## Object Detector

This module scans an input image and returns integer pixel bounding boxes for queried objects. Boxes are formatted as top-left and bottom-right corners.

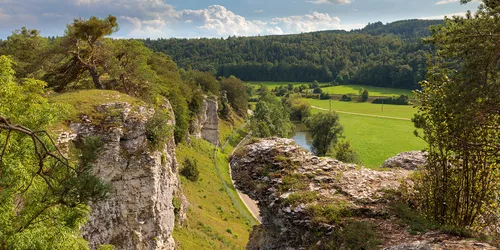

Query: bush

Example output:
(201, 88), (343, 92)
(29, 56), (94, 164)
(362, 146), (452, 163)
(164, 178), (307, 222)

(372, 94), (409, 105)
(181, 158), (200, 182)
(361, 90), (369, 102)
(312, 87), (322, 94)
(340, 94), (352, 102)
(145, 110), (172, 150)
(319, 92), (331, 100)
(334, 140), (361, 164)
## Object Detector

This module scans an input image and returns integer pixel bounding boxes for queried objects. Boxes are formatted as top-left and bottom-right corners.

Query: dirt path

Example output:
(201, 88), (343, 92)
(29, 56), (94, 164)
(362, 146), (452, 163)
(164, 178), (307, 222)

(222, 122), (262, 223)
(311, 106), (411, 121)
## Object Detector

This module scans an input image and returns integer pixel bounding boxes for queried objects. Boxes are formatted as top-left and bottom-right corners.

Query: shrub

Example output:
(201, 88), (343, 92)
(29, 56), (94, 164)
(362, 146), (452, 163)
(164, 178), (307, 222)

(361, 90), (369, 102)
(319, 92), (331, 100)
(313, 87), (322, 94)
(334, 140), (361, 164)
(340, 94), (352, 102)
(181, 158), (200, 182)
(172, 196), (181, 216)
(146, 110), (172, 150)
(372, 95), (409, 105)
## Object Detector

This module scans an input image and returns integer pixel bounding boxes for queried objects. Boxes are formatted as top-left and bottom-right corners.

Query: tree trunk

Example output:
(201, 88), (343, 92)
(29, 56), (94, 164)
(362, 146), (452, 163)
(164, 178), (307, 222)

(89, 66), (104, 89)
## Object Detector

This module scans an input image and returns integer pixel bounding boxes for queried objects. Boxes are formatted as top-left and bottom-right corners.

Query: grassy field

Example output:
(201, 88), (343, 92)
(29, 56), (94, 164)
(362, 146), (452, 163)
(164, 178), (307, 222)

(321, 85), (414, 97)
(307, 99), (416, 119)
(317, 110), (427, 168)
(305, 98), (425, 168)
(247, 81), (414, 97)
(173, 119), (257, 249)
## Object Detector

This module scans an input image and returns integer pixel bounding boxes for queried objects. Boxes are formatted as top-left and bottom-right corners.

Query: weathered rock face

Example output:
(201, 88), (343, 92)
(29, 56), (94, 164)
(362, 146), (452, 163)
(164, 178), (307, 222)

(382, 151), (427, 170)
(58, 101), (185, 250)
(230, 138), (494, 250)
(189, 96), (219, 145)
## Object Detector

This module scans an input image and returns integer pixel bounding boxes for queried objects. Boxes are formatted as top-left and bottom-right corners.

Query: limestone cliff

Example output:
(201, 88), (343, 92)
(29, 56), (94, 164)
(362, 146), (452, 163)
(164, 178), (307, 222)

(189, 96), (219, 145)
(230, 138), (495, 250)
(57, 96), (185, 250)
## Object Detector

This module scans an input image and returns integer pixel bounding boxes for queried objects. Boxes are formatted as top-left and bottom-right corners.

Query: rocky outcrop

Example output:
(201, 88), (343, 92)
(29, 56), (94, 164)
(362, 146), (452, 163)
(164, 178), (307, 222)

(382, 151), (427, 170)
(189, 96), (219, 145)
(230, 138), (494, 250)
(58, 99), (185, 250)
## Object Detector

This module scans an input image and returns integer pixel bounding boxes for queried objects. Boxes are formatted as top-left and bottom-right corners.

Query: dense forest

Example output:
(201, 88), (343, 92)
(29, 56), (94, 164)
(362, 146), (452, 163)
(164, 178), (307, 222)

(143, 20), (443, 89)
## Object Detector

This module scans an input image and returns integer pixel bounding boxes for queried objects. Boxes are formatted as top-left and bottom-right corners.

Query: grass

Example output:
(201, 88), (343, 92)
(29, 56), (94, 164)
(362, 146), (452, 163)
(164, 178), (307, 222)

(321, 85), (414, 97)
(247, 81), (414, 97)
(307, 99), (416, 119)
(173, 121), (257, 249)
(310, 108), (426, 169)
(49, 89), (144, 121)
(247, 81), (311, 89)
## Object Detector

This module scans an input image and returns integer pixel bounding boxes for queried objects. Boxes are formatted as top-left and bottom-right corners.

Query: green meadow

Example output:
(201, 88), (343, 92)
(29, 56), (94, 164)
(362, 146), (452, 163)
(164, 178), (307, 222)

(248, 81), (415, 97)
(306, 99), (416, 119)
(306, 99), (426, 168)
(173, 119), (258, 249)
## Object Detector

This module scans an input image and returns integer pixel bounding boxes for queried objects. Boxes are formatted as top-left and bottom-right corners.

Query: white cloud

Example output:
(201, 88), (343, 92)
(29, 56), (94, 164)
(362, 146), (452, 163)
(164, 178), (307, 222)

(121, 16), (169, 38)
(419, 12), (466, 19)
(181, 5), (266, 36)
(435, 0), (459, 4)
(270, 11), (343, 33)
(306, 0), (351, 4)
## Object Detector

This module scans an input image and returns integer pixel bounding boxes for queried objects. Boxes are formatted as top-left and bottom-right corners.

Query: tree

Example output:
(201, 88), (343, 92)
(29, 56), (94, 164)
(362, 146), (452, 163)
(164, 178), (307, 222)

(220, 76), (248, 117)
(0, 27), (49, 79)
(251, 94), (293, 138)
(334, 140), (361, 164)
(47, 15), (118, 90)
(361, 90), (369, 102)
(284, 93), (312, 121)
(413, 1), (500, 229)
(0, 56), (108, 249)
(305, 112), (343, 156)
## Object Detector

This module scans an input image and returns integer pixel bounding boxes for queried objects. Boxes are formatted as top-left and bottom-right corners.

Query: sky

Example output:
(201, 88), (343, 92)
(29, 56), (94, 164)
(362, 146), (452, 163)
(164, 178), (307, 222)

(0, 0), (480, 39)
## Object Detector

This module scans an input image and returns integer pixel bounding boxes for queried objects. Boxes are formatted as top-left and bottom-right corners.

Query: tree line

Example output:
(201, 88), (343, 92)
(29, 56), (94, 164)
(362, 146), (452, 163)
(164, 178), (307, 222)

(143, 19), (442, 89)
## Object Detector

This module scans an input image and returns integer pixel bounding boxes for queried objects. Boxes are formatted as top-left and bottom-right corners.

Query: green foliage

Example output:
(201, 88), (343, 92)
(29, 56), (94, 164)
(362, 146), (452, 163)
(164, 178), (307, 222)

(413, 1), (500, 229)
(251, 94), (294, 138)
(145, 110), (172, 150)
(361, 90), (369, 102)
(332, 221), (380, 250)
(143, 20), (443, 89)
(0, 56), (108, 249)
(319, 92), (331, 100)
(372, 95), (409, 105)
(334, 140), (361, 164)
(284, 94), (312, 121)
(306, 202), (351, 224)
(0, 27), (49, 79)
(392, 202), (438, 234)
(340, 94), (352, 102)
(172, 196), (181, 217)
(305, 112), (344, 156)
(181, 158), (200, 182)
(312, 87), (322, 94)
(220, 76), (248, 117)
(97, 245), (116, 250)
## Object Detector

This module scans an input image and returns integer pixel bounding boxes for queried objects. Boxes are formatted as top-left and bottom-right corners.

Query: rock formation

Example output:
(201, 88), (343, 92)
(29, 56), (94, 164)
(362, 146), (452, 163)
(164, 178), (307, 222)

(189, 96), (219, 145)
(58, 98), (185, 250)
(230, 138), (495, 250)
(382, 151), (427, 170)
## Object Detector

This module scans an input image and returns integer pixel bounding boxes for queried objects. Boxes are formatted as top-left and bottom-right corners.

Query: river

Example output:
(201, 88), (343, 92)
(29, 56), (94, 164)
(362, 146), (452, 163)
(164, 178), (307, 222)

(290, 122), (313, 152)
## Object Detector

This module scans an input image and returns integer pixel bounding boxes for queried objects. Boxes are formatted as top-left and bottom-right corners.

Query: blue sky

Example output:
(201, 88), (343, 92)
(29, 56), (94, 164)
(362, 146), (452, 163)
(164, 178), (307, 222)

(0, 0), (480, 39)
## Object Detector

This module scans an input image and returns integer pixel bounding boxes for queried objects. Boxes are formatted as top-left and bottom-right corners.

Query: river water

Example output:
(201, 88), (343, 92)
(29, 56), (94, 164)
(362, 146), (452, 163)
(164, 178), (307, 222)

(290, 122), (313, 152)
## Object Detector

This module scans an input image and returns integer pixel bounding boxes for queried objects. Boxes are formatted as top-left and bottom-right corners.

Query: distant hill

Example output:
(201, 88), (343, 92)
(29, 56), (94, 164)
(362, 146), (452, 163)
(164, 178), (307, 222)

(143, 19), (444, 89)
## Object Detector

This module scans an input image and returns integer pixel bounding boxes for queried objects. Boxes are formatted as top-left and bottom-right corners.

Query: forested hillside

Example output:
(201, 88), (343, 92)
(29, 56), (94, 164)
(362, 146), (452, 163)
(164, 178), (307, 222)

(143, 19), (443, 89)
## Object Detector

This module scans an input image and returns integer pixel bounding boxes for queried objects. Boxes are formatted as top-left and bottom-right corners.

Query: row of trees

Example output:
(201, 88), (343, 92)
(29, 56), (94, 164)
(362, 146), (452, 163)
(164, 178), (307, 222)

(143, 20), (443, 89)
